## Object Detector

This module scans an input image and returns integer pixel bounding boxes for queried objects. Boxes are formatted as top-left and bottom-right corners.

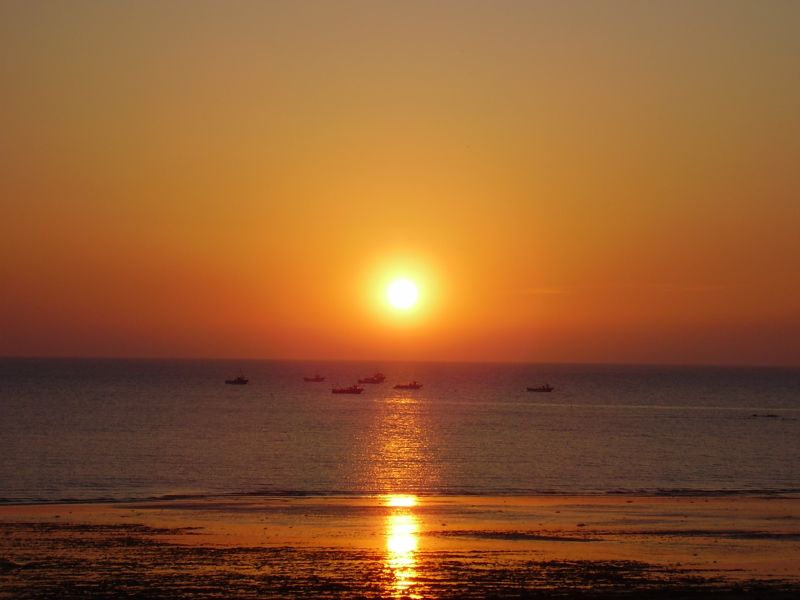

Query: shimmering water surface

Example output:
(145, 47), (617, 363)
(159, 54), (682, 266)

(1, 359), (799, 502)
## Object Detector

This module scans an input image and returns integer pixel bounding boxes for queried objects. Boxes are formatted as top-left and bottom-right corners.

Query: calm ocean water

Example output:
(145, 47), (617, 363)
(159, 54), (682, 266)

(1, 359), (799, 503)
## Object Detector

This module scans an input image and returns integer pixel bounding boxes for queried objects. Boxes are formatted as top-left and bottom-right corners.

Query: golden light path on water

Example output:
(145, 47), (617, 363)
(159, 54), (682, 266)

(364, 387), (431, 598)
(384, 495), (421, 598)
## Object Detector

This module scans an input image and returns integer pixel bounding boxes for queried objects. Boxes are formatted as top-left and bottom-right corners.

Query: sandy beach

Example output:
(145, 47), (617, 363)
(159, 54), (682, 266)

(2, 494), (799, 598)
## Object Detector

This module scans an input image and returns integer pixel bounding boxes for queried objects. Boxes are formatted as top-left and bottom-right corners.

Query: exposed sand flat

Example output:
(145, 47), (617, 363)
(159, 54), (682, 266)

(2, 495), (799, 598)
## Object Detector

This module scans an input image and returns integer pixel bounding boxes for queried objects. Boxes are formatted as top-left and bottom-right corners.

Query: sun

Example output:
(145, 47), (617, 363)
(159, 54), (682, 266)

(387, 278), (419, 310)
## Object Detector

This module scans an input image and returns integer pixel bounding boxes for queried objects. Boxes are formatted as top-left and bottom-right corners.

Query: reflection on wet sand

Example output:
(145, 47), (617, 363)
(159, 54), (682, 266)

(385, 494), (420, 598)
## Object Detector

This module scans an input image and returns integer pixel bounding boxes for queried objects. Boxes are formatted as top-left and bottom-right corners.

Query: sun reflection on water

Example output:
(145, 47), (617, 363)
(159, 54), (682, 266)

(384, 494), (421, 598)
(365, 395), (430, 597)
(386, 494), (417, 508)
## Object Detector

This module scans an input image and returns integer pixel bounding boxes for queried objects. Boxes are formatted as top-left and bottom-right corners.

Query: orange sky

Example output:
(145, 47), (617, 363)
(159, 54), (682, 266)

(1, 2), (799, 365)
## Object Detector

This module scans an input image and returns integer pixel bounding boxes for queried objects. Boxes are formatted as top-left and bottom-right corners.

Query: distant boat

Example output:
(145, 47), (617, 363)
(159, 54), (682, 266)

(332, 385), (364, 394)
(394, 381), (422, 390)
(358, 372), (386, 384)
(527, 384), (554, 392)
(225, 376), (249, 385)
(303, 374), (325, 382)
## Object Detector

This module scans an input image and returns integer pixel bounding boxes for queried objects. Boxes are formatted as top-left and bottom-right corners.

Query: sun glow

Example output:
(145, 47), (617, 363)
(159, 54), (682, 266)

(387, 278), (419, 310)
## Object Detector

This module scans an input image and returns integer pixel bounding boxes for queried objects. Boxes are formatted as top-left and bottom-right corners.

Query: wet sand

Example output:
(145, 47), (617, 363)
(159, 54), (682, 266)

(2, 495), (799, 598)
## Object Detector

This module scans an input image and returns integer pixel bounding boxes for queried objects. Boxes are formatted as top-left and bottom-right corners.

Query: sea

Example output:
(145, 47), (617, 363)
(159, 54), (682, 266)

(1, 359), (799, 504)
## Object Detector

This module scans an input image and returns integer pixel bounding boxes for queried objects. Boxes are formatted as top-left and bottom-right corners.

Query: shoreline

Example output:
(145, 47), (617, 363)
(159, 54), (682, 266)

(4, 487), (800, 506)
(2, 494), (799, 597)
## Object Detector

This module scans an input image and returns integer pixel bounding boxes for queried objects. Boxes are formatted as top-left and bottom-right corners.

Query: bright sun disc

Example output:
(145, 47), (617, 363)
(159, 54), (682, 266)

(387, 278), (419, 310)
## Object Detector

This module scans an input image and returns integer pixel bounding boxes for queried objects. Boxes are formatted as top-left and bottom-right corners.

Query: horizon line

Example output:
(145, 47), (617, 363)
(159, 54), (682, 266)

(1, 355), (798, 369)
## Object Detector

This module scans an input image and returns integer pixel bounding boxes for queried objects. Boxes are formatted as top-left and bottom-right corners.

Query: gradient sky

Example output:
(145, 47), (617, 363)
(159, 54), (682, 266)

(2, 1), (799, 365)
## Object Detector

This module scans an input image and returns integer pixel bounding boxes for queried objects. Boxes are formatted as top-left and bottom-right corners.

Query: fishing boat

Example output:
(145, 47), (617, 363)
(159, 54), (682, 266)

(394, 381), (422, 390)
(225, 376), (249, 385)
(358, 372), (386, 384)
(332, 385), (364, 394)
(527, 384), (554, 392)
(303, 374), (325, 382)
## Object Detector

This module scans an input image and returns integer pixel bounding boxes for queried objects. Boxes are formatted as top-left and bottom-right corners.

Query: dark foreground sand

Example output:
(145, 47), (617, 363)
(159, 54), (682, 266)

(2, 495), (799, 598)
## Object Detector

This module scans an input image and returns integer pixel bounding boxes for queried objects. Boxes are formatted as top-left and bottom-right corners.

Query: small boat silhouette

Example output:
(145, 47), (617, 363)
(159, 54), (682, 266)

(225, 376), (249, 385)
(527, 384), (554, 392)
(303, 374), (325, 382)
(332, 385), (364, 394)
(358, 372), (386, 384)
(394, 381), (422, 390)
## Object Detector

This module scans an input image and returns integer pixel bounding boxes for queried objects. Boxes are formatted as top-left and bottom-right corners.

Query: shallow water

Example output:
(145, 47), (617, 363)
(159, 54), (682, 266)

(1, 359), (799, 502)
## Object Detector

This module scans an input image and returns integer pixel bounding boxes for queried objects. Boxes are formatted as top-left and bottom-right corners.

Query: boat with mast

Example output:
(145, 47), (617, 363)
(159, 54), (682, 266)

(358, 372), (386, 384)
